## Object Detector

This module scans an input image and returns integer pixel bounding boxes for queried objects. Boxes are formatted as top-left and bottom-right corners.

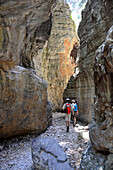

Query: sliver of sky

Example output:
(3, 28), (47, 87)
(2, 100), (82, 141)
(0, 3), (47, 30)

(66, 0), (87, 30)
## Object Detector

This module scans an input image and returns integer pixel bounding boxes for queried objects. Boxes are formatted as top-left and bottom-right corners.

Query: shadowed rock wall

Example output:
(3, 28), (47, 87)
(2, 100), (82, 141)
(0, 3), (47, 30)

(80, 0), (113, 169)
(63, 0), (113, 123)
(80, 25), (113, 170)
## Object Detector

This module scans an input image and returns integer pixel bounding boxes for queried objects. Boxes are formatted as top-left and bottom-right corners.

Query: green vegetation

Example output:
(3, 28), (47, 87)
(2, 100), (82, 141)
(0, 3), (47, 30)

(70, 13), (73, 19)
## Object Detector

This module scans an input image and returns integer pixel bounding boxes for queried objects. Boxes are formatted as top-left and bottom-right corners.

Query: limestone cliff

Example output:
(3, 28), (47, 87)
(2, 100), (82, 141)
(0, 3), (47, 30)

(81, 25), (113, 170)
(0, 0), (56, 138)
(79, 0), (113, 169)
(0, 0), (78, 138)
(64, 0), (113, 123)
(39, 0), (78, 111)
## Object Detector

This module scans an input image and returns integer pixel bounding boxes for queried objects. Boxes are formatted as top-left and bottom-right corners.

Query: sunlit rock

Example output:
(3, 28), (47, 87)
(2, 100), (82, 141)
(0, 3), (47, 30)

(39, 0), (79, 111)
(0, 0), (56, 138)
(0, 66), (52, 138)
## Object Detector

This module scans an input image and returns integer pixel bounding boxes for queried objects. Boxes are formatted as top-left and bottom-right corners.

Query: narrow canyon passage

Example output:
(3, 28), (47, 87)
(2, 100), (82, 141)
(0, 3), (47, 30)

(0, 112), (89, 170)
(0, 0), (113, 169)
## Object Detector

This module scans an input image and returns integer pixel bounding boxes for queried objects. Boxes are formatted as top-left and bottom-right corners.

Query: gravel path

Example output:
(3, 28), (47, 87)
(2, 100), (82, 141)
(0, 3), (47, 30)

(0, 112), (89, 170)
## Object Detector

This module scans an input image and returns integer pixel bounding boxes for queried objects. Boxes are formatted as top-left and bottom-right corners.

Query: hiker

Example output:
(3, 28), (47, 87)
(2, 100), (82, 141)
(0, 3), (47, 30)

(62, 98), (74, 132)
(71, 99), (78, 127)
(71, 100), (74, 124)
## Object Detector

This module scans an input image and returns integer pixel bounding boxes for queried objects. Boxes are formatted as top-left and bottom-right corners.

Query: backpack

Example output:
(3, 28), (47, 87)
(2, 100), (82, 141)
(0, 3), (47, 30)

(66, 103), (71, 114)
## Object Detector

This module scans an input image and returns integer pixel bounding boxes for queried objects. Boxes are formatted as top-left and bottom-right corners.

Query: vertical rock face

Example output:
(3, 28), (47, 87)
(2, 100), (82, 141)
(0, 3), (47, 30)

(0, 0), (55, 67)
(90, 26), (113, 152)
(0, 0), (56, 138)
(80, 0), (113, 169)
(64, 0), (113, 123)
(0, 0), (78, 137)
(80, 25), (113, 170)
(39, 0), (78, 111)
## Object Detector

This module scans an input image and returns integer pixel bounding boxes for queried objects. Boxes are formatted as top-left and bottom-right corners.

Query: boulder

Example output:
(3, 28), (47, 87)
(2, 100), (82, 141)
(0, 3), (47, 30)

(0, 66), (52, 138)
(80, 143), (107, 170)
(0, 0), (55, 138)
(31, 137), (73, 170)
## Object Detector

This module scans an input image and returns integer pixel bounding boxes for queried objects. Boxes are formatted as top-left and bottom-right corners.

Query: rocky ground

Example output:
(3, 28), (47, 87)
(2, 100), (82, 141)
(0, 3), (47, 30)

(0, 112), (89, 170)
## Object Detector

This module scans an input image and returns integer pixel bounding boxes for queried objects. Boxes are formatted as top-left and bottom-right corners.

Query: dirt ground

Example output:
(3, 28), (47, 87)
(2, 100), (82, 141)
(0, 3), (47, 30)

(0, 112), (89, 170)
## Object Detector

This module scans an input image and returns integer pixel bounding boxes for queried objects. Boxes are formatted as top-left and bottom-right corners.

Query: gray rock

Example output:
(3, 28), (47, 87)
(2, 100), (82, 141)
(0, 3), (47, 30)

(90, 26), (113, 152)
(63, 0), (113, 124)
(0, 145), (4, 151)
(31, 137), (73, 170)
(80, 11), (113, 170)
(80, 144), (107, 170)
(105, 154), (113, 170)
(0, 66), (52, 138)
(0, 0), (55, 138)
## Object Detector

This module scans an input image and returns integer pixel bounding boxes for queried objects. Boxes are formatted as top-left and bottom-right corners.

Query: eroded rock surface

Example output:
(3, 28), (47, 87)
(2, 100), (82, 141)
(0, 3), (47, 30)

(90, 25), (113, 152)
(31, 137), (73, 170)
(80, 25), (113, 170)
(0, 65), (52, 138)
(0, 0), (55, 66)
(63, 0), (113, 123)
(0, 0), (78, 115)
(41, 0), (78, 111)
(0, 0), (58, 138)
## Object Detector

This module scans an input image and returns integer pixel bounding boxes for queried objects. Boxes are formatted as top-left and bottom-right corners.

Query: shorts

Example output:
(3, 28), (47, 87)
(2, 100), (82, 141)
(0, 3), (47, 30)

(74, 111), (77, 118)
(65, 113), (71, 121)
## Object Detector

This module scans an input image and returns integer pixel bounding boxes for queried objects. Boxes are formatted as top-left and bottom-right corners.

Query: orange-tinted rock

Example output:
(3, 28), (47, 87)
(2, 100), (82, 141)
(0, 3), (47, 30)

(39, 1), (79, 111)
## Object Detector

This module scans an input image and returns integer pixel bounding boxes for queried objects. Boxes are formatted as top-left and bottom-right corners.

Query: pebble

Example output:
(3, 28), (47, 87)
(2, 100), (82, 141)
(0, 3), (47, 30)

(0, 112), (89, 170)
(0, 145), (4, 151)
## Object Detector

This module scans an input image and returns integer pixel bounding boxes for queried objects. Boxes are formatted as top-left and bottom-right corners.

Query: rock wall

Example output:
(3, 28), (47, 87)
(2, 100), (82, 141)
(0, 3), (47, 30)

(80, 25), (113, 170)
(90, 26), (113, 153)
(0, 0), (56, 138)
(0, 0), (78, 138)
(80, 0), (113, 169)
(63, 0), (113, 123)
(39, 0), (78, 111)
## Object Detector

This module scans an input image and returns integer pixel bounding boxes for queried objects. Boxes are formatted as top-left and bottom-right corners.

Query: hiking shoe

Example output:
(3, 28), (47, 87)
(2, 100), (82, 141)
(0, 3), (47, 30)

(73, 123), (75, 127)
(66, 126), (69, 132)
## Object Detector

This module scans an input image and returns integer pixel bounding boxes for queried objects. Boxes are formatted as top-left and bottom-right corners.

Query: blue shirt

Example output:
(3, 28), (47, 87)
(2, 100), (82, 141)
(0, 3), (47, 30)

(72, 103), (78, 111)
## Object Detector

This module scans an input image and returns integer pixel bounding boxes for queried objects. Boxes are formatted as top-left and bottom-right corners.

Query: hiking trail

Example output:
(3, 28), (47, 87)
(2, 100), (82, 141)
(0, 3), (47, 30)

(0, 112), (89, 170)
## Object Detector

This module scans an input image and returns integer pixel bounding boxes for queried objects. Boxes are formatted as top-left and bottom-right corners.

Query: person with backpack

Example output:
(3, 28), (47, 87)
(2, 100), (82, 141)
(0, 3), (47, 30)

(71, 99), (78, 127)
(62, 98), (74, 132)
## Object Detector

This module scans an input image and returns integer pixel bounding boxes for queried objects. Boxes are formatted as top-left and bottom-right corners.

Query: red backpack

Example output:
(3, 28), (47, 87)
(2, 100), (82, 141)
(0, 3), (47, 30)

(66, 103), (71, 114)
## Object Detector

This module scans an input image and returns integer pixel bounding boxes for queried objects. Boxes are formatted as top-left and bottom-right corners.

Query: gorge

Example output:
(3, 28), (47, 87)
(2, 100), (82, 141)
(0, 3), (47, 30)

(0, 0), (113, 169)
